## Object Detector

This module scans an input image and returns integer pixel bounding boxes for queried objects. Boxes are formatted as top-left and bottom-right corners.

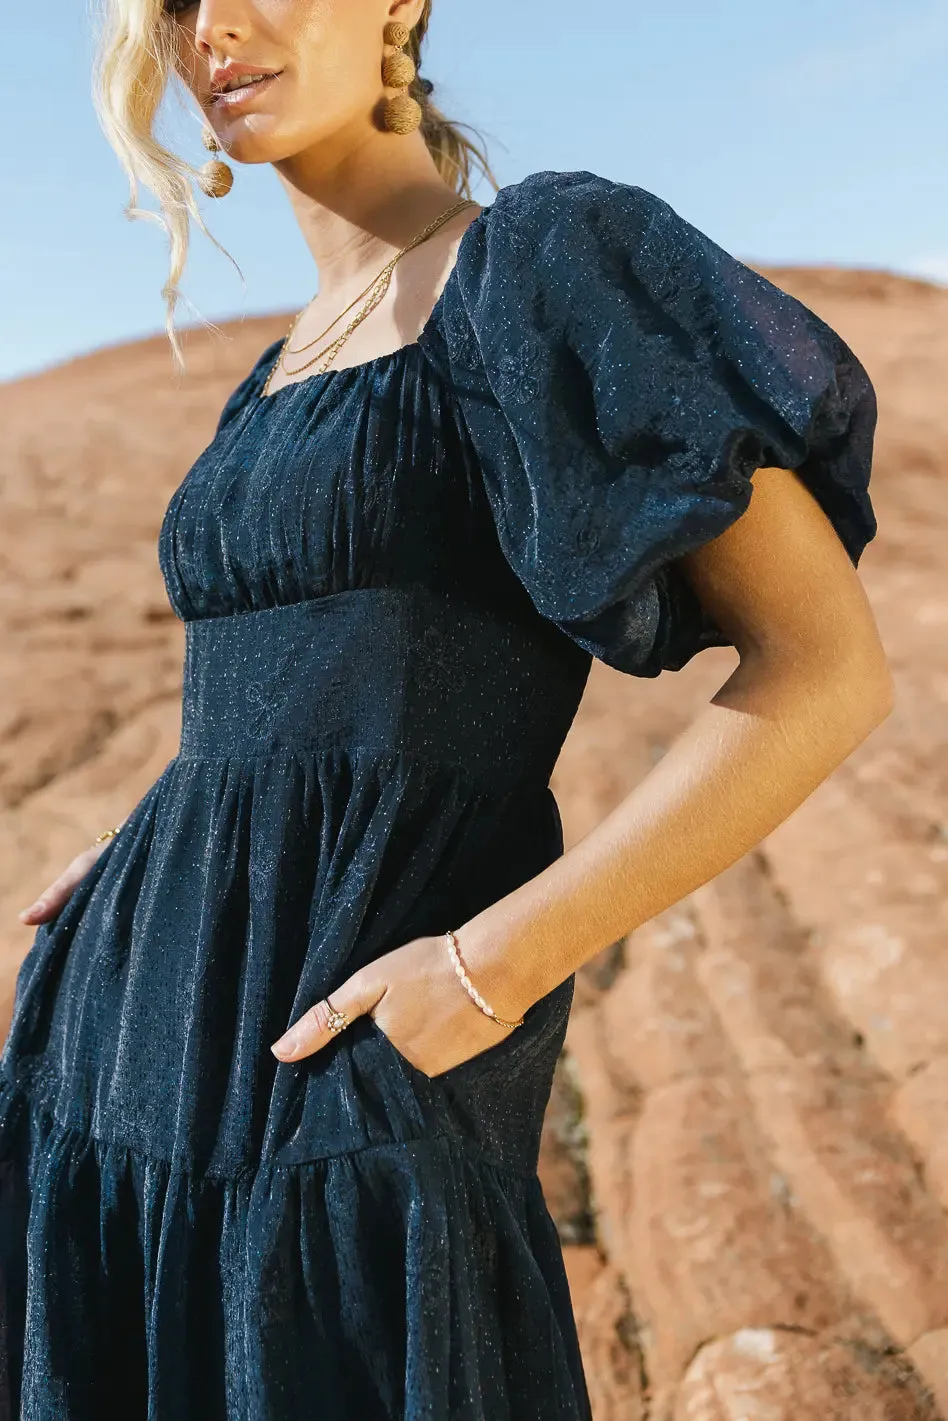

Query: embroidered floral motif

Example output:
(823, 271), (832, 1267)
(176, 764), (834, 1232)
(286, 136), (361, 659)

(492, 342), (544, 405)
(243, 643), (297, 735)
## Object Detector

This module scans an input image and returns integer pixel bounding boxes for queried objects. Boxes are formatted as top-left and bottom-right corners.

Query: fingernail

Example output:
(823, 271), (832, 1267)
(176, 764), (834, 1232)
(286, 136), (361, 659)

(19, 902), (42, 919)
(270, 1035), (298, 1060)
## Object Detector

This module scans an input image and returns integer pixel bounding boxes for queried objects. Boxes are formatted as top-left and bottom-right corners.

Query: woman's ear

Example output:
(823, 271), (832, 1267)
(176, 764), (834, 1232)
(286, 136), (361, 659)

(385, 0), (428, 33)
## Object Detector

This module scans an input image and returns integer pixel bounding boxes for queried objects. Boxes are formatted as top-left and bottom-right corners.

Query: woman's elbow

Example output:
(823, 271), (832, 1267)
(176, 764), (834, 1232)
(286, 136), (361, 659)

(728, 627), (897, 744)
(849, 643), (897, 725)
(829, 640), (897, 730)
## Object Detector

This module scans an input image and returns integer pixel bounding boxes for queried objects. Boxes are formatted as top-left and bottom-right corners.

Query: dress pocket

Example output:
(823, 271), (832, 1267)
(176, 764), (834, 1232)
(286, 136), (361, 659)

(363, 1011), (522, 1084)
(363, 990), (556, 1086)
(362, 1014), (429, 1079)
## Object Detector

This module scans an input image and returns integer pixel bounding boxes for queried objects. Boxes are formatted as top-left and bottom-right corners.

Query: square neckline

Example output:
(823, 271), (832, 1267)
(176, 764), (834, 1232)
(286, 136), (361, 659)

(255, 202), (490, 401)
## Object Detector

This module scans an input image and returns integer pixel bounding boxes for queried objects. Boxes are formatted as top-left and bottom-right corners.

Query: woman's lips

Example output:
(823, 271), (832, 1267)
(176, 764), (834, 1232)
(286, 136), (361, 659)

(210, 71), (283, 111)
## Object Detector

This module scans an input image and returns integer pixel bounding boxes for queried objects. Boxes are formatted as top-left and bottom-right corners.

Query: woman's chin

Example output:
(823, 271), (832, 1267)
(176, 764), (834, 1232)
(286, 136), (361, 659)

(212, 118), (286, 163)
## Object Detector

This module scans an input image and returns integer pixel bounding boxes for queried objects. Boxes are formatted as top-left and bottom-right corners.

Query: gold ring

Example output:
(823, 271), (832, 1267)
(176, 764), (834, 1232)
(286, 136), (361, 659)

(324, 995), (351, 1035)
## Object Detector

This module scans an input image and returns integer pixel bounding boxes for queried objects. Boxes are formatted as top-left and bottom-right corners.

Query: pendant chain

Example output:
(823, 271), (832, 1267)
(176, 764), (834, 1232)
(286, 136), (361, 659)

(262, 199), (478, 397)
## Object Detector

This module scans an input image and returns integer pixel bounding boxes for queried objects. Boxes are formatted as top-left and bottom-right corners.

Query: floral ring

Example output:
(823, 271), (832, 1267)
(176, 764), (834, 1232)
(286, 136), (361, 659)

(323, 995), (351, 1035)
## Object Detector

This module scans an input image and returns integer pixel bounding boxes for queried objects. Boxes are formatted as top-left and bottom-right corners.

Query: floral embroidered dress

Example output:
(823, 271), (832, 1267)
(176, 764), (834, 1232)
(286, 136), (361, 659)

(0, 169), (877, 1420)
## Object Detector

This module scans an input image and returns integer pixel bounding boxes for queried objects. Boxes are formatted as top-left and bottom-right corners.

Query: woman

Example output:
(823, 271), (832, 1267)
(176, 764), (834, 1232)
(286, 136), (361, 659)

(0, 0), (893, 1416)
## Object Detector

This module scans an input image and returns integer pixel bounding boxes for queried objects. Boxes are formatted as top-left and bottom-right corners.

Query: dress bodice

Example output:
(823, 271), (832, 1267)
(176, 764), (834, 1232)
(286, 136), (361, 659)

(158, 167), (877, 684)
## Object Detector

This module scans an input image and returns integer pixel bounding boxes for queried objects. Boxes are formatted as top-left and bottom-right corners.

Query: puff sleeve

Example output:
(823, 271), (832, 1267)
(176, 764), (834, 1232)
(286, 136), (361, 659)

(432, 169), (878, 677)
(213, 339), (283, 436)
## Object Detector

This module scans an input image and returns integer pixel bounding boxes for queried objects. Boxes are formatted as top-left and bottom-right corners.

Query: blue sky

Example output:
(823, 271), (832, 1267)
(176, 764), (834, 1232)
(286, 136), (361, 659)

(2, 0), (945, 382)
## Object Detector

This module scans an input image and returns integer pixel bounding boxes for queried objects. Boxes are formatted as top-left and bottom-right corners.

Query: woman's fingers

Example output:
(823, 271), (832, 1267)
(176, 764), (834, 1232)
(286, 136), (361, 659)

(271, 971), (382, 1062)
(17, 845), (103, 925)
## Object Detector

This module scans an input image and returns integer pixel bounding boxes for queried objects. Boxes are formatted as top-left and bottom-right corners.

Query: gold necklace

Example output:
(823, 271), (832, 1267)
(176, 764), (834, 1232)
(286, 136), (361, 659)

(262, 199), (478, 396)
(280, 197), (476, 374)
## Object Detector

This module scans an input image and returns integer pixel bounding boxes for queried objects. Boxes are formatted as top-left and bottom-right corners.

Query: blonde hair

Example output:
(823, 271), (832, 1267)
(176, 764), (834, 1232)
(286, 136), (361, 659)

(91, 0), (497, 374)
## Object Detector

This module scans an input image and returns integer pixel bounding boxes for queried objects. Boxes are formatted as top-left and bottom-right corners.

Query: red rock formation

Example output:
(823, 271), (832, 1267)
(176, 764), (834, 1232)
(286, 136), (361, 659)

(1, 267), (946, 1418)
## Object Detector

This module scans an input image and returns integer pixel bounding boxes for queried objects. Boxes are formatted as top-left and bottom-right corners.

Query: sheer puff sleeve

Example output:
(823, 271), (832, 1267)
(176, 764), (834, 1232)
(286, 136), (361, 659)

(433, 169), (878, 678)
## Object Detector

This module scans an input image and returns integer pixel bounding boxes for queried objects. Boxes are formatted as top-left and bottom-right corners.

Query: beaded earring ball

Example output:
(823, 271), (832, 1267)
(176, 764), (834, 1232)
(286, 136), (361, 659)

(380, 21), (423, 134)
(197, 127), (234, 198)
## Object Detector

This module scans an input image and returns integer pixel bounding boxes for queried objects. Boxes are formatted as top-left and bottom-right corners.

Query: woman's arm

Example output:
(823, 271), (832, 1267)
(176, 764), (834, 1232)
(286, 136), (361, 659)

(270, 464), (893, 1069)
(460, 463), (895, 1015)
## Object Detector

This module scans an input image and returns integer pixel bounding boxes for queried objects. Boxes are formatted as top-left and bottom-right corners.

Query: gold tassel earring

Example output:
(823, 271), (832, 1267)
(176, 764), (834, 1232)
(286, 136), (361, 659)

(380, 21), (422, 134)
(197, 127), (234, 198)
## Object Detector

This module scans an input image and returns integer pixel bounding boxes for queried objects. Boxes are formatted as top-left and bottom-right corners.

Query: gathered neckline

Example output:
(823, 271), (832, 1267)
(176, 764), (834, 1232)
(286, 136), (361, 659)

(255, 203), (489, 402)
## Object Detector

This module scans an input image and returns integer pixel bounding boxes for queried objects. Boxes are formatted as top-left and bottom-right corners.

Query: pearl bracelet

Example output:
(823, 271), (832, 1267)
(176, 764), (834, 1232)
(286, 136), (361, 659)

(444, 929), (524, 1030)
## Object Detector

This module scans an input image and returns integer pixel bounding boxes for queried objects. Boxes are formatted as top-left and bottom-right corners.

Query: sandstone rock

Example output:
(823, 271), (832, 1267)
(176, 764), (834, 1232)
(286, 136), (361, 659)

(891, 1058), (948, 1210)
(561, 1247), (645, 1420)
(5, 269), (948, 1418)
(674, 1327), (939, 1421)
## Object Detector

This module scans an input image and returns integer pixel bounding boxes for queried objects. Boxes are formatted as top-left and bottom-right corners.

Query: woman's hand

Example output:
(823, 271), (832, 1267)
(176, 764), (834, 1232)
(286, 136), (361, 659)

(1, 822), (125, 1054)
(17, 824), (125, 927)
(269, 933), (530, 1077)
(0, 974), (20, 1058)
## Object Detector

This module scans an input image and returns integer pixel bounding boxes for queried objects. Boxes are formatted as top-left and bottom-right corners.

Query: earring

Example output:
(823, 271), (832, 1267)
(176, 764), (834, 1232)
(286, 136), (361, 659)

(380, 20), (422, 134)
(197, 127), (234, 198)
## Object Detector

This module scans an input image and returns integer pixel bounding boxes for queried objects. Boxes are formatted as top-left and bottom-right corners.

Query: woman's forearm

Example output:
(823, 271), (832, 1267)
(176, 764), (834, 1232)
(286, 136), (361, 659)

(460, 649), (894, 1015)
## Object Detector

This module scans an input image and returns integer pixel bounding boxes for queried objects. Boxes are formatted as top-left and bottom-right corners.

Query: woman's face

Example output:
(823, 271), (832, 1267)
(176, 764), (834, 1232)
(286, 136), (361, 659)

(166, 0), (422, 162)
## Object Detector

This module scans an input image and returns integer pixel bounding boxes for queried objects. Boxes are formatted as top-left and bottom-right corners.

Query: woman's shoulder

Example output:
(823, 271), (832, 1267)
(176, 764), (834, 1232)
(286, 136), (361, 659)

(449, 166), (753, 325)
(446, 166), (865, 392)
(482, 167), (669, 227)
(213, 336), (284, 433)
(460, 166), (704, 274)
(454, 168), (665, 277)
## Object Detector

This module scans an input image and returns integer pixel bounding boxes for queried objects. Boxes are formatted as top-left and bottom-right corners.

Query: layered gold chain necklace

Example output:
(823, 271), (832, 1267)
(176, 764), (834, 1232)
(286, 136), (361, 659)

(261, 198), (478, 397)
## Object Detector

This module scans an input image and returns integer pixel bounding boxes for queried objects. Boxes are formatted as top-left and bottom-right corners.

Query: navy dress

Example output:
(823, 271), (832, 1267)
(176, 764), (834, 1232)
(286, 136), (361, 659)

(0, 169), (877, 1419)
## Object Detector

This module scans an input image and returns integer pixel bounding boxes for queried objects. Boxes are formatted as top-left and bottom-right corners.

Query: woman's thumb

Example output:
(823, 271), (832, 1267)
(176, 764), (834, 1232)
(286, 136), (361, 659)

(270, 969), (382, 1062)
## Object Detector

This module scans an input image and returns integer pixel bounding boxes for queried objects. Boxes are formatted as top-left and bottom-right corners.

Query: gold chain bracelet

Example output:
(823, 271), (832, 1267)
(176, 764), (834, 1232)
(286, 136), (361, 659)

(444, 929), (524, 1030)
(93, 826), (121, 845)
